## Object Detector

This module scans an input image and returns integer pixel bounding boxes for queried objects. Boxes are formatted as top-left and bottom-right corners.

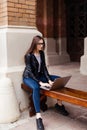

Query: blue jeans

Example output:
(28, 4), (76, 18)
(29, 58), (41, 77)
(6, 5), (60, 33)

(23, 74), (60, 113)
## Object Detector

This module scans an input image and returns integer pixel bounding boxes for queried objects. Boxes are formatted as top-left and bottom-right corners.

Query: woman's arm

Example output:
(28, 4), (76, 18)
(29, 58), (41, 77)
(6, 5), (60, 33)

(24, 54), (39, 83)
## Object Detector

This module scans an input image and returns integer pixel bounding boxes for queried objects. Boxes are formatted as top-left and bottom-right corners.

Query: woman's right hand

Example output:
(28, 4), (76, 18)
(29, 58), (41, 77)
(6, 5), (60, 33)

(39, 81), (51, 87)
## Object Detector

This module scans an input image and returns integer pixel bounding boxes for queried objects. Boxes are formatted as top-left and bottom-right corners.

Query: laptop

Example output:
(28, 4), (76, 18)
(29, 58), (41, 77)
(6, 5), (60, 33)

(40, 75), (71, 91)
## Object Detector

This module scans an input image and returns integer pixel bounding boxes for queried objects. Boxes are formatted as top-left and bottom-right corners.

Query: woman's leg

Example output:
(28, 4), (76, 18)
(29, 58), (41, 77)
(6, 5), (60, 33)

(48, 75), (69, 116)
(39, 74), (60, 83)
(49, 75), (60, 81)
(23, 78), (44, 130)
(23, 77), (40, 113)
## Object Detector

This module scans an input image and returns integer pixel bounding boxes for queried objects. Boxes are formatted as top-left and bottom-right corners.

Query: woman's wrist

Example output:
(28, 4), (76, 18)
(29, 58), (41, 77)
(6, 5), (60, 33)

(39, 81), (42, 85)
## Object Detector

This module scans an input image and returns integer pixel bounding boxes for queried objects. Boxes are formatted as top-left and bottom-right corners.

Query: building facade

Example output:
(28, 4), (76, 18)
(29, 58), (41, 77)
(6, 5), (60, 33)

(0, 0), (87, 122)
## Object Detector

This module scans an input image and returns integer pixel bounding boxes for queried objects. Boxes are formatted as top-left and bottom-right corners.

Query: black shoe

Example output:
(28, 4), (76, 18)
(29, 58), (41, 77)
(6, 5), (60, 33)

(36, 118), (44, 130)
(55, 103), (69, 116)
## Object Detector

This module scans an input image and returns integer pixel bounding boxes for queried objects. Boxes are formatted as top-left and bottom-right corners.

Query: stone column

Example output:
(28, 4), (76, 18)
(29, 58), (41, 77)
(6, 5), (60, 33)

(0, 0), (42, 123)
(0, 1), (20, 123)
(80, 38), (87, 75)
(45, 0), (70, 65)
(0, 77), (20, 123)
(56, 0), (70, 64)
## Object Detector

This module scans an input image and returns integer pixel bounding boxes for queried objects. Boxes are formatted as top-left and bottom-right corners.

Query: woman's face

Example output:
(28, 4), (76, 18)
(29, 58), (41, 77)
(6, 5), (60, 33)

(36, 39), (44, 51)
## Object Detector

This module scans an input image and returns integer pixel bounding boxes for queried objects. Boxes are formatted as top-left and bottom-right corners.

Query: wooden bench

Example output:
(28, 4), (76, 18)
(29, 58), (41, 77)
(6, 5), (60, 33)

(21, 83), (87, 117)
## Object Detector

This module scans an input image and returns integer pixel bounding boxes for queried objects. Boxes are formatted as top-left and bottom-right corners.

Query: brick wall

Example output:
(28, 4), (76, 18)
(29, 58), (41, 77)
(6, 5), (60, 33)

(0, 0), (36, 26)
(0, 0), (8, 26)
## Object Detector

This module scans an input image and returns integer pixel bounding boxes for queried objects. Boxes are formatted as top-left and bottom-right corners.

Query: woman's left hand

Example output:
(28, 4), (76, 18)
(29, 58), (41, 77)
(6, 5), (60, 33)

(48, 80), (54, 86)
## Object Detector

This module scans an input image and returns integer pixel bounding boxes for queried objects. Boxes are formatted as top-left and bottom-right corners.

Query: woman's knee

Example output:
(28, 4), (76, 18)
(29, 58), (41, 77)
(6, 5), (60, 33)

(23, 78), (39, 89)
(49, 75), (60, 81)
(33, 85), (40, 92)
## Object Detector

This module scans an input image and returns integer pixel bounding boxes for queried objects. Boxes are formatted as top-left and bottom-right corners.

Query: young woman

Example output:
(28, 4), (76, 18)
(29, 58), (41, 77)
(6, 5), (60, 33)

(23, 35), (69, 130)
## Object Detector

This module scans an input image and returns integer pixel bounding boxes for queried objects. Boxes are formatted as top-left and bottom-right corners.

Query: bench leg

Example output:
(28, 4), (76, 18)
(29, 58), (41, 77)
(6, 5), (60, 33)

(40, 94), (48, 112)
(29, 94), (36, 117)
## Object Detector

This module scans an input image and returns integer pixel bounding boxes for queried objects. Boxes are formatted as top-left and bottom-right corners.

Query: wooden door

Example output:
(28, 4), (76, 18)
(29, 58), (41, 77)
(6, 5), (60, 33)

(66, 0), (87, 61)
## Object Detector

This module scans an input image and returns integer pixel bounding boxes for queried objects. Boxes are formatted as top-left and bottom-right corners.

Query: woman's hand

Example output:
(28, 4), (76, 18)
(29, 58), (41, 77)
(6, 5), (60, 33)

(48, 80), (54, 86)
(39, 81), (51, 87)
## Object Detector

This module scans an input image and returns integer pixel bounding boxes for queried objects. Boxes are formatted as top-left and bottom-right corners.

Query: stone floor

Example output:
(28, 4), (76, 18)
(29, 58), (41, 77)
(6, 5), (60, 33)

(0, 62), (87, 130)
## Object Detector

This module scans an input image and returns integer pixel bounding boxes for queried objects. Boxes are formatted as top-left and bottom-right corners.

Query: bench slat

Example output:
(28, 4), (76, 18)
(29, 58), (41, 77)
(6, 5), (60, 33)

(21, 83), (87, 108)
(40, 87), (87, 108)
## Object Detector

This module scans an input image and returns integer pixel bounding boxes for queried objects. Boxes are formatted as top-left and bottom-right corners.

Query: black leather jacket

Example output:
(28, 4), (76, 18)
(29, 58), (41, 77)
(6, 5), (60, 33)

(23, 51), (50, 83)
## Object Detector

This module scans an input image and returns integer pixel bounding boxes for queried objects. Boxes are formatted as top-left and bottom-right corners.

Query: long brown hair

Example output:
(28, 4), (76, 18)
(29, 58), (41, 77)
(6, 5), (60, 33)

(25, 35), (45, 55)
